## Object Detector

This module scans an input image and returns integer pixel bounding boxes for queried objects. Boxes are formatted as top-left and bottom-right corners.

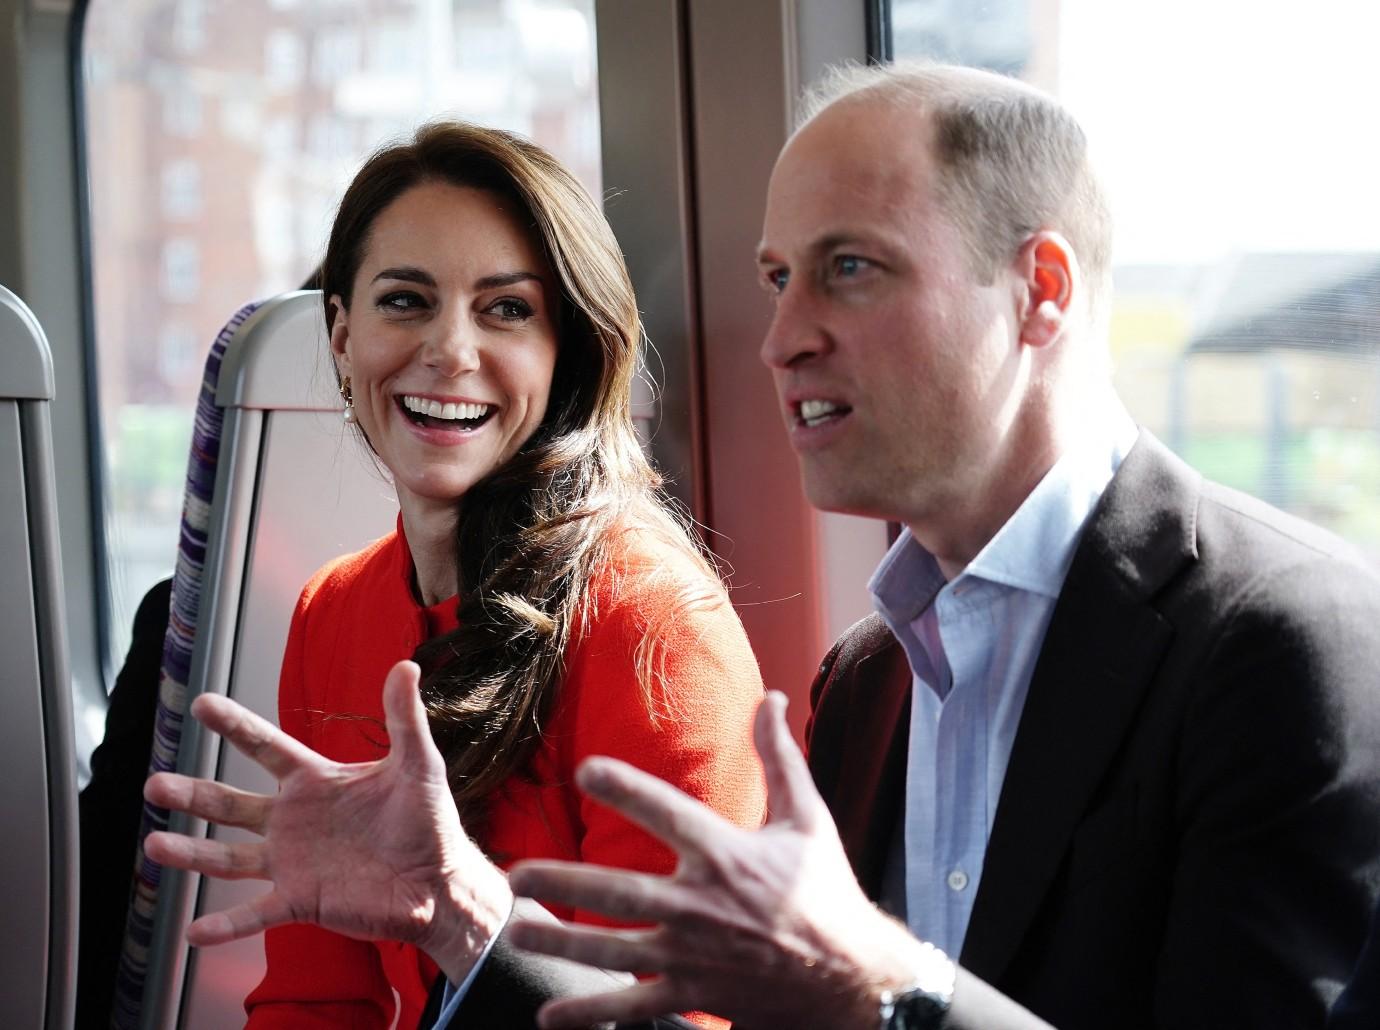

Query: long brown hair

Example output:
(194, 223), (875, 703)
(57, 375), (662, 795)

(322, 122), (719, 824)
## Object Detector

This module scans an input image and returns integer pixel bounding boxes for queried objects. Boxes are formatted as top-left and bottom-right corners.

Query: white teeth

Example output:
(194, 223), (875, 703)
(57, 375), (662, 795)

(799, 399), (841, 424)
(402, 396), (492, 421)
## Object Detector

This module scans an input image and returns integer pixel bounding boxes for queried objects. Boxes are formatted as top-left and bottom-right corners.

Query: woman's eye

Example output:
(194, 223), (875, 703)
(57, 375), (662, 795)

(490, 298), (535, 321)
(378, 291), (426, 313)
(764, 268), (789, 294)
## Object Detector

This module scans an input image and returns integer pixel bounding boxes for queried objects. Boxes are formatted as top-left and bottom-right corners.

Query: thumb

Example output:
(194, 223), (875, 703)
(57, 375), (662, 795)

(381, 660), (435, 768)
(755, 691), (826, 828)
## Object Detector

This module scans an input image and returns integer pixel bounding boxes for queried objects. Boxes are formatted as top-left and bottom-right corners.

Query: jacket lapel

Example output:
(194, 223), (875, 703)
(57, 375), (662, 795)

(829, 636), (913, 898)
(959, 434), (1198, 983)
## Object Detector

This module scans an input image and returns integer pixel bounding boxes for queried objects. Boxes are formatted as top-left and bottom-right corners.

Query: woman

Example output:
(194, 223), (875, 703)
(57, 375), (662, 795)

(242, 123), (766, 1027)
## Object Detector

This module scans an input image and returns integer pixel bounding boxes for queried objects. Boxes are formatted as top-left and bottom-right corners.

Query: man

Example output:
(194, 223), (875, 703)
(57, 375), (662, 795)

(146, 64), (1380, 1029)
(503, 62), (1380, 1027)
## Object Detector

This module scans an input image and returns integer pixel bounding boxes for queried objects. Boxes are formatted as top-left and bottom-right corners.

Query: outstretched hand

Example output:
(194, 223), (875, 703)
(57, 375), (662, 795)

(506, 691), (926, 1030)
(144, 660), (512, 983)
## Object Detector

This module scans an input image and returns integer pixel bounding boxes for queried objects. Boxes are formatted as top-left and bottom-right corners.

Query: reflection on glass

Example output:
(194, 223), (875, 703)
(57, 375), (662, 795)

(889, 0), (1380, 562)
(83, 0), (601, 664)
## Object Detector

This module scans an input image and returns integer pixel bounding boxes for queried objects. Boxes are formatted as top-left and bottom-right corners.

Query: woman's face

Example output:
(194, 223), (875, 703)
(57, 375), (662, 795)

(330, 180), (560, 514)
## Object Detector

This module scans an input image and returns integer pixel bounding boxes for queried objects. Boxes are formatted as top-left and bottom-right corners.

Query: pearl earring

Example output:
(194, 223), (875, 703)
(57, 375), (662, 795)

(340, 377), (357, 424)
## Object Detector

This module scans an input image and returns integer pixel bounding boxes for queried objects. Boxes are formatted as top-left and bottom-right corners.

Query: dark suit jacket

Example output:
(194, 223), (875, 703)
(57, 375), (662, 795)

(1330, 895), (1380, 1028)
(438, 902), (698, 1028)
(807, 434), (1380, 1029)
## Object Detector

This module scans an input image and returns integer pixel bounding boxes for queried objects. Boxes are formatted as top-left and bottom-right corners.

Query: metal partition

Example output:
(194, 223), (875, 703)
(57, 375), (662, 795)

(0, 283), (78, 1030)
(134, 292), (397, 1030)
(595, 0), (881, 738)
(0, 0), (108, 782)
(596, 0), (704, 518)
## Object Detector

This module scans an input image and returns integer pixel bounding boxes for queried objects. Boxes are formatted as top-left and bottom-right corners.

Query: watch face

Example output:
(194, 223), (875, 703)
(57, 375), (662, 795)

(883, 942), (955, 1029)
(890, 987), (950, 1030)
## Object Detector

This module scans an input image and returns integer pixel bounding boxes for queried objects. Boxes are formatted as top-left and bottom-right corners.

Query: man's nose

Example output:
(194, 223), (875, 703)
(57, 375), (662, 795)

(423, 311), (481, 376)
(759, 288), (829, 371)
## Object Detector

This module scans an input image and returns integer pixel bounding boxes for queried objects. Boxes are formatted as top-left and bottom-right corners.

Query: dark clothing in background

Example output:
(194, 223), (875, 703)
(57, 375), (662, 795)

(75, 578), (172, 1030)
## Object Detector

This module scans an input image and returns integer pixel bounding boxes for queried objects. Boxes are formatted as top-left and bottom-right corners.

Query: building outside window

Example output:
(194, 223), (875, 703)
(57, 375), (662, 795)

(888, 0), (1380, 562)
(83, 0), (601, 668)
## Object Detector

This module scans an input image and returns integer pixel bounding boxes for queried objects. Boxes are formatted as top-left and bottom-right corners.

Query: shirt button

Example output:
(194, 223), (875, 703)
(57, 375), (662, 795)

(946, 869), (969, 892)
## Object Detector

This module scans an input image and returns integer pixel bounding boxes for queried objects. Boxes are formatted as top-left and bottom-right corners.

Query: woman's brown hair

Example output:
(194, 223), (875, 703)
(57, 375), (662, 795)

(321, 121), (719, 825)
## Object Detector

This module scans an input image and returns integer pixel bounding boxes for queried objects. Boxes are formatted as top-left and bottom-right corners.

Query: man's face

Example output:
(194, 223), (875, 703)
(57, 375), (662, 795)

(757, 101), (1026, 530)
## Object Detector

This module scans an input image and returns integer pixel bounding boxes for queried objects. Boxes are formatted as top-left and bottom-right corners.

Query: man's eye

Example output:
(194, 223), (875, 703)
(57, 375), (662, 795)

(833, 255), (869, 277)
(764, 268), (789, 293)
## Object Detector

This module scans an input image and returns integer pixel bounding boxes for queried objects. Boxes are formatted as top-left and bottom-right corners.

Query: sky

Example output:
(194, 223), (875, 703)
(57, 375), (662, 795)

(1055, 0), (1380, 265)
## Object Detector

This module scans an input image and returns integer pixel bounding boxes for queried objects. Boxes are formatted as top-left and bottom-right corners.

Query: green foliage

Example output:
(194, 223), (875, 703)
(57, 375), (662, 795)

(108, 404), (193, 518)
(1183, 428), (1380, 561)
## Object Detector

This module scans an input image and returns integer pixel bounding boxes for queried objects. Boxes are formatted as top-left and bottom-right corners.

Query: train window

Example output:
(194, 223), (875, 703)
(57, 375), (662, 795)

(885, 0), (1380, 562)
(80, 0), (601, 666)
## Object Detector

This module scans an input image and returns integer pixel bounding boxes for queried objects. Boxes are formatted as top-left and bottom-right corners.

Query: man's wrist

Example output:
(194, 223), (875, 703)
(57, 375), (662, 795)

(420, 861), (515, 984)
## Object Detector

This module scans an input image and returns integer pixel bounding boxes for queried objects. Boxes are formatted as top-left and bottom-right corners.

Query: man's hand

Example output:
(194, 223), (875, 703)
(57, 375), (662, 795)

(143, 660), (512, 984)
(506, 691), (926, 1030)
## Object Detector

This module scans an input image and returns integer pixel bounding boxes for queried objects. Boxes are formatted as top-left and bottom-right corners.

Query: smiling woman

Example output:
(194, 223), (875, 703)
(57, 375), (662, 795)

(233, 123), (767, 1030)
(327, 179), (560, 604)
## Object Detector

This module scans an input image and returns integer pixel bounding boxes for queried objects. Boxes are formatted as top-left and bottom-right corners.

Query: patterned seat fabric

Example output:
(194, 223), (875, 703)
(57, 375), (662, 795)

(109, 301), (261, 1029)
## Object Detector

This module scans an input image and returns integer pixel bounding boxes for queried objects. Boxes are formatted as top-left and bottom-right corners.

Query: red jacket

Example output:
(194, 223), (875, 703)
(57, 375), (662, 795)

(245, 523), (766, 1029)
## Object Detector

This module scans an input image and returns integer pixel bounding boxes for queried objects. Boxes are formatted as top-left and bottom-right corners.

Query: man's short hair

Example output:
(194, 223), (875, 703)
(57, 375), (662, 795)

(800, 62), (1113, 314)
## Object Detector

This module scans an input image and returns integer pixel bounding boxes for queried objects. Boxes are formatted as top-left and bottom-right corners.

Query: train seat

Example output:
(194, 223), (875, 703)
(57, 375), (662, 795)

(0, 284), (79, 1030)
(109, 292), (396, 1029)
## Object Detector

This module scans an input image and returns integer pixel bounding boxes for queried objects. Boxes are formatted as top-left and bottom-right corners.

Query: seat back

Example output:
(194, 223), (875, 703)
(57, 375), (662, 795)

(0, 284), (78, 1030)
(118, 292), (397, 1029)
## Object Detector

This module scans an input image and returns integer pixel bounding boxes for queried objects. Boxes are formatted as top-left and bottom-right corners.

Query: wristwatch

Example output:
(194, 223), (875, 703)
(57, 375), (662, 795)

(877, 941), (956, 1030)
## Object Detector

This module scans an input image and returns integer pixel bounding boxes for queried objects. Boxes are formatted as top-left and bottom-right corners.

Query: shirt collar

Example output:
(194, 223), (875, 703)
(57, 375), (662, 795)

(870, 529), (948, 628)
(869, 406), (1139, 623)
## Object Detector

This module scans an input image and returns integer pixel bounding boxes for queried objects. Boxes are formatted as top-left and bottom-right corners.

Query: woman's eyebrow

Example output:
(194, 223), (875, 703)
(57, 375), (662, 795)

(370, 268), (544, 290)
(372, 266), (435, 286)
(474, 271), (545, 290)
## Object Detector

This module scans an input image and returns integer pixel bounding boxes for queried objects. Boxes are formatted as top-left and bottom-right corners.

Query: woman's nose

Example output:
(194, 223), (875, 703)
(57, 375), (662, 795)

(422, 313), (481, 376)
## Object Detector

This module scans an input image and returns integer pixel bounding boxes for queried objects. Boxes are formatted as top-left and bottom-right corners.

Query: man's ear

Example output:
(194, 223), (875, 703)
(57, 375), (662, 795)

(1014, 232), (1078, 350)
(328, 294), (352, 377)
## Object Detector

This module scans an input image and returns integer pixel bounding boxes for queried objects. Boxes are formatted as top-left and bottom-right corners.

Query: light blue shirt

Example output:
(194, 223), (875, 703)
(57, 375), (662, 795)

(869, 413), (1138, 957)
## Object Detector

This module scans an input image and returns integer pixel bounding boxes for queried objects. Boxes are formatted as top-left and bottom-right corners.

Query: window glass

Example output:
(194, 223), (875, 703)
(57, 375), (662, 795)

(82, 0), (601, 665)
(889, 0), (1380, 561)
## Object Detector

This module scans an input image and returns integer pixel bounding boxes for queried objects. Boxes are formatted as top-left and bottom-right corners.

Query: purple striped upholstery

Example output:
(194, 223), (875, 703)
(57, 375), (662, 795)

(109, 301), (261, 1028)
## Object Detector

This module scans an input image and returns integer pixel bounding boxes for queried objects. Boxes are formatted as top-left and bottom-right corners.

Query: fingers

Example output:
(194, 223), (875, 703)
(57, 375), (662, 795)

(144, 772), (271, 833)
(507, 919), (664, 974)
(185, 890), (298, 947)
(575, 756), (730, 856)
(144, 830), (269, 880)
(536, 979), (681, 1030)
(190, 692), (319, 781)
(379, 660), (436, 769)
(509, 860), (688, 925)
(755, 691), (826, 828)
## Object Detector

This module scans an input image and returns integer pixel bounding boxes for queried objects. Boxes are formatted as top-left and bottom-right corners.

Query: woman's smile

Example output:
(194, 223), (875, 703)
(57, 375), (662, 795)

(394, 393), (499, 444)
